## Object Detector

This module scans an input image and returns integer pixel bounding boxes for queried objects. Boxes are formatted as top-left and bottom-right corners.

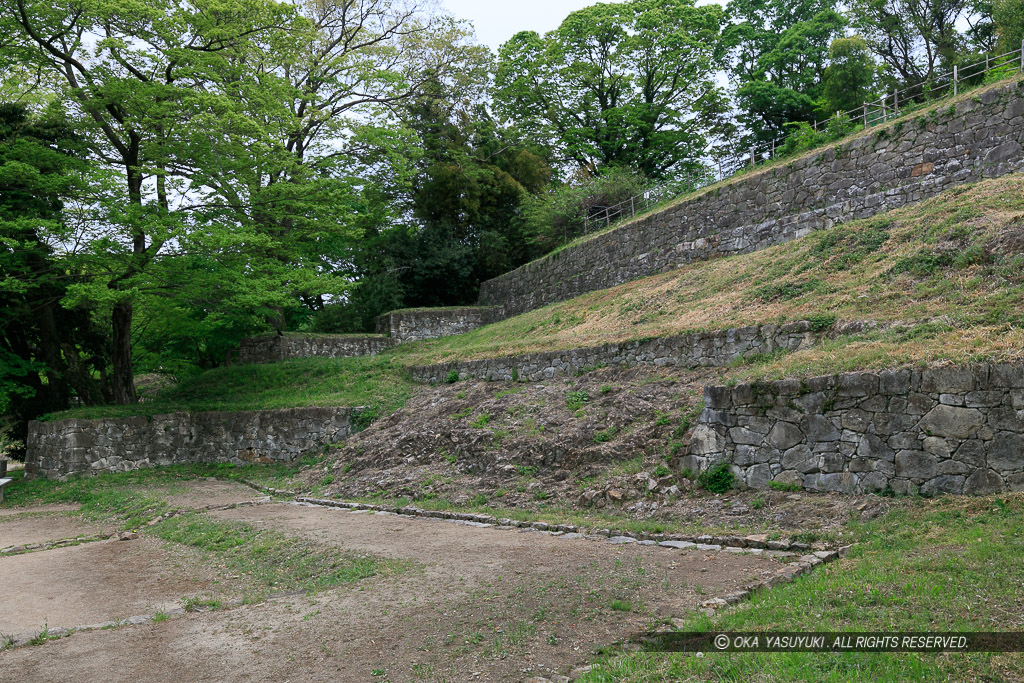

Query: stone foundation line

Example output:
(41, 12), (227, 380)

(291, 494), (848, 555)
(290, 495), (852, 619)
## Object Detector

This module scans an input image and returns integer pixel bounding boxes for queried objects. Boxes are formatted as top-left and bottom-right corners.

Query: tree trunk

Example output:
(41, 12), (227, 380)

(111, 299), (137, 404)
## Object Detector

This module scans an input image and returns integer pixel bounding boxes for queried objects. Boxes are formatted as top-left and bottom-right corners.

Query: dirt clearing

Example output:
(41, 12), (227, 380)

(1, 498), (789, 682)
(1, 536), (239, 634)
(0, 512), (109, 550)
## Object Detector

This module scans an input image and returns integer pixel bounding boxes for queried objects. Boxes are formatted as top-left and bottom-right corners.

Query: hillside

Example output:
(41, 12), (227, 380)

(393, 174), (1024, 375)
(50, 173), (1024, 424)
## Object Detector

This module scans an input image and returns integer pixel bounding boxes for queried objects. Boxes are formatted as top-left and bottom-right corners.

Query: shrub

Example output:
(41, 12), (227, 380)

(697, 463), (735, 493)
(566, 390), (590, 411)
(445, 370), (460, 384)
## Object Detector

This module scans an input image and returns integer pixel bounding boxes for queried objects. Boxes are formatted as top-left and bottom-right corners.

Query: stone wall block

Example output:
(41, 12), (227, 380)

(27, 407), (357, 479)
(688, 361), (1024, 496)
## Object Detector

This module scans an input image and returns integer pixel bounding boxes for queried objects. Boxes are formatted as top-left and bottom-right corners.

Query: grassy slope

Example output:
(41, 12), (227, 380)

(392, 174), (1024, 377)
(579, 493), (1024, 682)
(46, 355), (415, 421)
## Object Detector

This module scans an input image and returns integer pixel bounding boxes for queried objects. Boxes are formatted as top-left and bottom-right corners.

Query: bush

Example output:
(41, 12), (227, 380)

(697, 463), (735, 493)
(566, 390), (591, 411)
(445, 370), (460, 384)
(517, 167), (650, 255)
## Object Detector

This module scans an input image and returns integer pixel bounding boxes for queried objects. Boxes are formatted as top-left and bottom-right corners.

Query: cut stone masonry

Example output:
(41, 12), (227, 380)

(685, 362), (1024, 496)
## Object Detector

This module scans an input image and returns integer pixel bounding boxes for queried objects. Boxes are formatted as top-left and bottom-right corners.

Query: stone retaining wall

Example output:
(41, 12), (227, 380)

(479, 79), (1024, 317)
(376, 307), (501, 344)
(238, 334), (393, 364)
(408, 320), (882, 384)
(26, 407), (361, 479)
(685, 363), (1024, 496)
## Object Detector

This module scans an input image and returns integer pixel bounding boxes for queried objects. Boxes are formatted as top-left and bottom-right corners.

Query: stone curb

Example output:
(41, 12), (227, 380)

(237, 479), (299, 498)
(697, 544), (852, 614)
(0, 609), (189, 651)
(0, 577), (314, 651)
(293, 495), (834, 555)
(143, 497), (275, 527)
(0, 533), (117, 557)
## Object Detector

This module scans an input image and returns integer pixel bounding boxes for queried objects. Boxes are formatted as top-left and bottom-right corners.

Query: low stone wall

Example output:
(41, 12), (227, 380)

(408, 320), (881, 383)
(238, 334), (394, 364)
(26, 407), (361, 479)
(685, 363), (1024, 496)
(479, 78), (1024, 317)
(376, 307), (501, 344)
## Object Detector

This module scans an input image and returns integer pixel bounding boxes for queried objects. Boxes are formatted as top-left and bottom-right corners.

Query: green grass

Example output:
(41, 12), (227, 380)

(152, 512), (405, 594)
(45, 355), (416, 422)
(579, 494), (1024, 682)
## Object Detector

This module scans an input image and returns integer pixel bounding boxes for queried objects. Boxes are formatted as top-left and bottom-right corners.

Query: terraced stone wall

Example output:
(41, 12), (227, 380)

(686, 363), (1024, 496)
(408, 321), (882, 384)
(26, 407), (360, 479)
(238, 334), (394, 364)
(376, 307), (501, 344)
(479, 79), (1024, 317)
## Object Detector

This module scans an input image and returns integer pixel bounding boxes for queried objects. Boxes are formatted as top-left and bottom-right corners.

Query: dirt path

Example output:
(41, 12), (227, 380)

(0, 499), (788, 682)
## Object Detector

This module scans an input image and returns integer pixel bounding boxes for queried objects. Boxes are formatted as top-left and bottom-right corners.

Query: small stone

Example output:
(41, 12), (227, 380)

(608, 536), (637, 545)
(659, 540), (697, 550)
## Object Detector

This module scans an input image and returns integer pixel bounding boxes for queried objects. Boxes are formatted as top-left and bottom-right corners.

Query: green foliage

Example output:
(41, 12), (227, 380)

(565, 390), (591, 411)
(847, 0), (974, 84)
(994, 0), (1024, 52)
(445, 370), (461, 384)
(807, 313), (839, 332)
(495, 0), (729, 179)
(593, 427), (618, 443)
(754, 279), (822, 301)
(0, 103), (108, 453)
(776, 114), (859, 158)
(725, 0), (847, 145)
(769, 481), (803, 492)
(516, 168), (650, 254)
(697, 463), (735, 493)
(470, 413), (493, 428)
(46, 356), (414, 422)
(821, 36), (877, 114)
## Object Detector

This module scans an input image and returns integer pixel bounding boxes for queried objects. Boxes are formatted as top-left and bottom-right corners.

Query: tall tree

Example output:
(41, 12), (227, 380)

(821, 36), (878, 114)
(0, 102), (107, 450)
(494, 0), (728, 181)
(993, 0), (1024, 51)
(3, 0), (301, 403)
(847, 0), (978, 83)
(724, 0), (846, 145)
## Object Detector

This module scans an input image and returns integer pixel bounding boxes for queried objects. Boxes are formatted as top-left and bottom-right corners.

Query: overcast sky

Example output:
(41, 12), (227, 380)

(440, 0), (726, 51)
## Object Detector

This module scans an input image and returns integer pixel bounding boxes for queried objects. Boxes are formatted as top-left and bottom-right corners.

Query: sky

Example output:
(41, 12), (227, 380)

(440, 0), (726, 51)
(439, 0), (617, 50)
